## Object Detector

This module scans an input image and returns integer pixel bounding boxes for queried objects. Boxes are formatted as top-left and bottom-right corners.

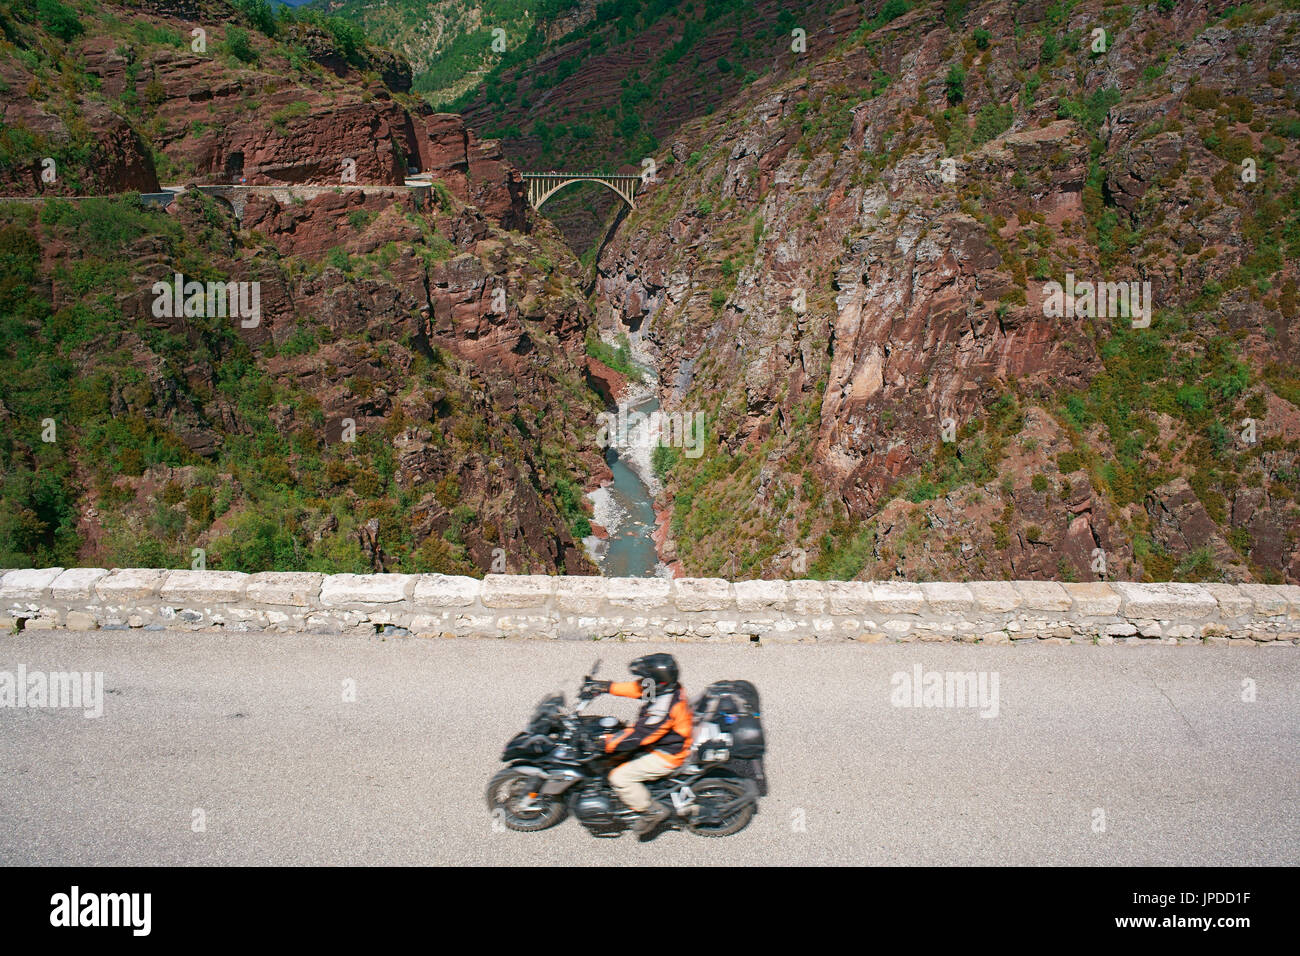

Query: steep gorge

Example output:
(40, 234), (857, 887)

(4, 0), (1300, 588)
(586, 0), (1300, 585)
(0, 0), (611, 575)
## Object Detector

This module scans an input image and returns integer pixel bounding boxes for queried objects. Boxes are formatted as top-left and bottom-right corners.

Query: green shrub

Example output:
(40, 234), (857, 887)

(971, 103), (1013, 145)
(223, 26), (257, 63)
(652, 444), (679, 480)
(945, 65), (966, 105)
(36, 0), (83, 42)
(233, 0), (278, 38)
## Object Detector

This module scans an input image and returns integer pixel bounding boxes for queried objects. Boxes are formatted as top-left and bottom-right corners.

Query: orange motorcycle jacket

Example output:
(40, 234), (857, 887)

(603, 681), (694, 767)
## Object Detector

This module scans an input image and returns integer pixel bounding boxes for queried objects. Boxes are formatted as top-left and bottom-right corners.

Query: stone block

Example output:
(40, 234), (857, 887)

(1, 568), (64, 600)
(481, 574), (555, 608)
(95, 568), (167, 601)
(49, 568), (108, 601)
(1063, 582), (1121, 616)
(867, 581), (924, 614)
(1113, 582), (1216, 619)
(554, 577), (605, 611)
(967, 581), (1021, 612)
(825, 581), (873, 614)
(735, 580), (788, 612)
(413, 574), (479, 608)
(1201, 583), (1253, 618)
(673, 578), (734, 612)
(1012, 580), (1071, 611)
(319, 573), (413, 605)
(160, 570), (249, 604)
(788, 580), (826, 614)
(920, 582), (975, 614)
(247, 572), (324, 607)
(1236, 584), (1288, 616)
(606, 578), (671, 608)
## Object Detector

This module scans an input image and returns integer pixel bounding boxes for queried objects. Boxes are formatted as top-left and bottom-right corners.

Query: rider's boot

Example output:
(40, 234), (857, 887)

(632, 800), (671, 836)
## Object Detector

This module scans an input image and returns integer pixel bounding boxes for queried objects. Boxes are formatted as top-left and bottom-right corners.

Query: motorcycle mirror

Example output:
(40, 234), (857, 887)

(590, 658), (601, 676)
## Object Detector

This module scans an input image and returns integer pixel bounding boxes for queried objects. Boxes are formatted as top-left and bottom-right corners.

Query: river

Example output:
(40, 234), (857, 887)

(585, 377), (669, 578)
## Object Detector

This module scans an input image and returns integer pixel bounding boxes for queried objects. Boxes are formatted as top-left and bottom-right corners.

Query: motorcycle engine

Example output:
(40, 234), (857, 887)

(570, 786), (627, 837)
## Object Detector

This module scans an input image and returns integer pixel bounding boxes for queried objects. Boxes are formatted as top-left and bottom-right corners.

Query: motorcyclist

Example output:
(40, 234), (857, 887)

(582, 653), (693, 836)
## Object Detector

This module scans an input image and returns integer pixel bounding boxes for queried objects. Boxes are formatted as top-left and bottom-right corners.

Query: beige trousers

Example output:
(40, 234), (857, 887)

(609, 752), (677, 812)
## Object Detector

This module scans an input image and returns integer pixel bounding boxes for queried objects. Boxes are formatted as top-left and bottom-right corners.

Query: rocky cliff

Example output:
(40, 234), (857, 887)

(594, 0), (1300, 584)
(0, 0), (608, 574)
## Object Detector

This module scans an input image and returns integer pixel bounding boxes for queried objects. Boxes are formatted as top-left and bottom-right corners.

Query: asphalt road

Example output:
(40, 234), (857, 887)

(1, 630), (1297, 866)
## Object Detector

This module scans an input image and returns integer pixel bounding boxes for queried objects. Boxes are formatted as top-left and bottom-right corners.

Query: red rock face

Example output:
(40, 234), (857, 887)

(0, 1), (605, 575)
(414, 111), (527, 230)
(594, 0), (1300, 583)
(584, 356), (629, 407)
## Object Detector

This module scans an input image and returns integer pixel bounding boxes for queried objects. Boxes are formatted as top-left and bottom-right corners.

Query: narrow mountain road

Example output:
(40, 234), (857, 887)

(2, 631), (1296, 866)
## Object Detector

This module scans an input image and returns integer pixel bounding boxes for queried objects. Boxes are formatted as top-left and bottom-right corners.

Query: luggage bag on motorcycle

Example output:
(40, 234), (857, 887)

(694, 680), (766, 793)
(696, 680), (765, 757)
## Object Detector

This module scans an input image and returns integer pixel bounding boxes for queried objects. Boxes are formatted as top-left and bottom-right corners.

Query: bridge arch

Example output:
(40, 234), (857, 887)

(522, 173), (640, 211)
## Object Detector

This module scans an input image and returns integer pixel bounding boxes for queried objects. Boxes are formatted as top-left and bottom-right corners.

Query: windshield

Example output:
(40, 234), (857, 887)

(529, 694), (565, 732)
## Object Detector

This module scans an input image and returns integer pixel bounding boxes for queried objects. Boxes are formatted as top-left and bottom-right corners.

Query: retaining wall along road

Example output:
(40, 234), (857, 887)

(3, 569), (1299, 645)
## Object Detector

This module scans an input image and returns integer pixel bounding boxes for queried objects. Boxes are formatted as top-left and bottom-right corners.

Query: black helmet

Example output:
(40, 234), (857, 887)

(629, 653), (679, 695)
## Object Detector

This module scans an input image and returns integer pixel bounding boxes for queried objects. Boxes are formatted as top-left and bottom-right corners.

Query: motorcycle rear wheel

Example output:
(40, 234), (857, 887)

(485, 769), (569, 832)
(684, 778), (755, 838)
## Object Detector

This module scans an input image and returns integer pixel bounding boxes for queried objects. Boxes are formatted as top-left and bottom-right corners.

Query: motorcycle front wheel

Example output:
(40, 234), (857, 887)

(684, 777), (756, 838)
(485, 769), (569, 832)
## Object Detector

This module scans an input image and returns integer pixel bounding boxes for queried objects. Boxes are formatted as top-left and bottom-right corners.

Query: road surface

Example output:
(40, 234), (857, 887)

(2, 630), (1296, 865)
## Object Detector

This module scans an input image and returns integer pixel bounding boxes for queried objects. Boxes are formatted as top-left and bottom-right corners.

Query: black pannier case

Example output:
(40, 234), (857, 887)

(694, 680), (767, 793)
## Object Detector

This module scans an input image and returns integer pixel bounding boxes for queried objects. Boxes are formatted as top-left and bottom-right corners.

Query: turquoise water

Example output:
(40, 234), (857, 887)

(594, 391), (662, 578)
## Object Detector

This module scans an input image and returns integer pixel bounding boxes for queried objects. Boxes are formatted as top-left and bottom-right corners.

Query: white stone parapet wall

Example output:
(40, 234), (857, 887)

(3, 569), (1300, 645)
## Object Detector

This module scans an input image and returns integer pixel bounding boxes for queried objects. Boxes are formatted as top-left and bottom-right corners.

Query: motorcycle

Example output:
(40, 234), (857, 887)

(486, 660), (766, 838)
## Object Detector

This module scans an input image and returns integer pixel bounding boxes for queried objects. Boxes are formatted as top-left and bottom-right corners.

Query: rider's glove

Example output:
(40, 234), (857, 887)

(581, 678), (611, 699)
